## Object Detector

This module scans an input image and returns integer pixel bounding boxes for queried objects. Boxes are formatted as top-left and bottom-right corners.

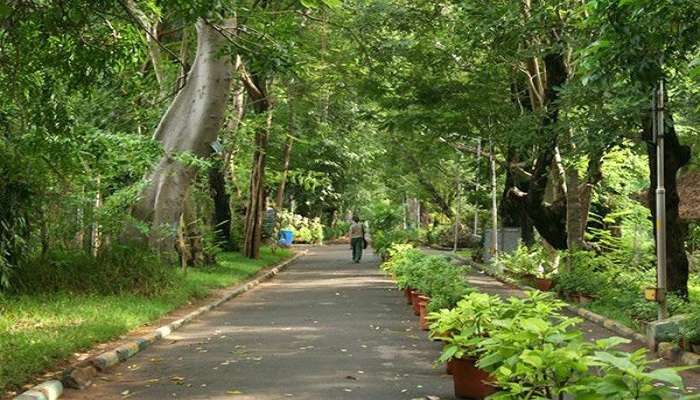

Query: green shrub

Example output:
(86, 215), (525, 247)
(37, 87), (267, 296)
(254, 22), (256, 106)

(478, 314), (587, 399)
(567, 346), (687, 400)
(323, 221), (350, 240)
(494, 243), (553, 279)
(555, 250), (611, 297)
(430, 290), (688, 399)
(278, 210), (324, 244)
(372, 228), (419, 258)
(366, 201), (403, 234)
(382, 244), (470, 311)
(433, 291), (568, 363)
(10, 246), (174, 296)
(679, 308), (700, 345)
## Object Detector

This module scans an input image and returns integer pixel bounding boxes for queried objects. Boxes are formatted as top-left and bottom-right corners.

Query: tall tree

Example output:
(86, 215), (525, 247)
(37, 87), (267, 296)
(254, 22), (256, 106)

(129, 18), (234, 256)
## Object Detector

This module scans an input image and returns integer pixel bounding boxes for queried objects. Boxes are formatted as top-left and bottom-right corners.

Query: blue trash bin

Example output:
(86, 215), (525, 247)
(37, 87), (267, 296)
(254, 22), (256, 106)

(278, 229), (294, 247)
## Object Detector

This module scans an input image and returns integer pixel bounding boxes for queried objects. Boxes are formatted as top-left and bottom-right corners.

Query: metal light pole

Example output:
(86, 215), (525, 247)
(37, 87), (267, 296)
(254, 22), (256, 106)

(454, 175), (461, 253)
(474, 138), (481, 235)
(654, 80), (668, 320)
(490, 138), (498, 256)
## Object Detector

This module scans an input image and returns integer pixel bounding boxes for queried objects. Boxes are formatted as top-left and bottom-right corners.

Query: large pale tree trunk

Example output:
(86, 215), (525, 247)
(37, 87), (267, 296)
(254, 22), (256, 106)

(129, 19), (234, 257)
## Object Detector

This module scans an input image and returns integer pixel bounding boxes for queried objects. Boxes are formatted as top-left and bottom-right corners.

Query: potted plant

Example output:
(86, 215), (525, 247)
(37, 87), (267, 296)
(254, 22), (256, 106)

(411, 289), (422, 315)
(533, 258), (556, 291)
(493, 244), (549, 286)
(555, 250), (608, 304)
(567, 339), (688, 399)
(477, 315), (588, 399)
(404, 287), (413, 305)
(434, 293), (504, 399)
(418, 295), (431, 330)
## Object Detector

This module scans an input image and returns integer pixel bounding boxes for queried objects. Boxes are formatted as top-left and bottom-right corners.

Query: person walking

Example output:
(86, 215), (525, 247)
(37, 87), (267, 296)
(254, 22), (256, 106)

(349, 216), (366, 263)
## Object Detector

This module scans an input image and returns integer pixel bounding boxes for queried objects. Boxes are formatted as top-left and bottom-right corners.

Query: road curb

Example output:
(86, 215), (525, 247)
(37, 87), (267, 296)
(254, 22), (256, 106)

(657, 342), (700, 366)
(12, 250), (307, 400)
(442, 252), (648, 344)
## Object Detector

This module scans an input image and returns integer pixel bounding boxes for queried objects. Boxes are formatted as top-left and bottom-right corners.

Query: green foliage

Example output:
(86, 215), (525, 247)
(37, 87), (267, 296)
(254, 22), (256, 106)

(556, 250), (612, 297)
(494, 244), (553, 279)
(429, 288), (688, 399)
(323, 221), (351, 240)
(568, 346), (688, 400)
(278, 209), (325, 244)
(433, 291), (568, 363)
(381, 244), (471, 312)
(479, 316), (586, 399)
(10, 246), (173, 296)
(366, 201), (403, 235)
(555, 249), (695, 328)
(679, 308), (700, 345)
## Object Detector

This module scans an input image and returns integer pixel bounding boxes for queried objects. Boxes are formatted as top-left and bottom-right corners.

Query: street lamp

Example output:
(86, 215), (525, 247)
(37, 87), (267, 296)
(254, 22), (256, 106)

(654, 80), (668, 320)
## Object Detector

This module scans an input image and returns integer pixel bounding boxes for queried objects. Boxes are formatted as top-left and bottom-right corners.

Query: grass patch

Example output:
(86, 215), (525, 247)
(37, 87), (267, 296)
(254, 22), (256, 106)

(0, 247), (292, 393)
(456, 249), (474, 259)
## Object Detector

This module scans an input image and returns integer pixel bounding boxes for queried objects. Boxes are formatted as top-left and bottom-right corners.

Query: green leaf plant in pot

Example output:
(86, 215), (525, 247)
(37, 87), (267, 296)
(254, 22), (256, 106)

(430, 292), (504, 398)
(555, 250), (607, 304)
(476, 315), (588, 400)
(566, 338), (691, 400)
(382, 245), (427, 305)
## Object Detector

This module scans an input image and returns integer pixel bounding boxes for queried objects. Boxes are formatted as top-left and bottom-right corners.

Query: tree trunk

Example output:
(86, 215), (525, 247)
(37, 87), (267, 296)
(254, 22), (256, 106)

(126, 0), (165, 94)
(565, 166), (584, 250)
(501, 149), (534, 246)
(241, 69), (273, 259)
(209, 159), (234, 250)
(579, 151), (604, 236)
(276, 134), (294, 209)
(128, 19), (234, 257)
(509, 52), (569, 250)
(183, 194), (207, 265)
(91, 175), (102, 257)
(417, 174), (454, 218)
(275, 82), (297, 210)
(644, 108), (691, 298)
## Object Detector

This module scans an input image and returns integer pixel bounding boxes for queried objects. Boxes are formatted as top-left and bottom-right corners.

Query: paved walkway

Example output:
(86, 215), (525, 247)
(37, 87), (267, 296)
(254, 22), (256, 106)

(64, 245), (451, 400)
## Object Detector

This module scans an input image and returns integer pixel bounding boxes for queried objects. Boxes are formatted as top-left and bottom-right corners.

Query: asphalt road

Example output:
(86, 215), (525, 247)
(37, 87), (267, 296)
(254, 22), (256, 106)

(63, 245), (452, 400)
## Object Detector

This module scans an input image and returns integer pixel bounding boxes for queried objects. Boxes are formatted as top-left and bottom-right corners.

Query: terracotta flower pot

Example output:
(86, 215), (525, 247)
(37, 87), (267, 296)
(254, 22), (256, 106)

(446, 359), (455, 375)
(575, 293), (594, 305)
(418, 295), (430, 331)
(411, 290), (421, 316)
(404, 288), (413, 305)
(521, 273), (537, 286)
(452, 357), (497, 399)
(535, 278), (553, 292)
